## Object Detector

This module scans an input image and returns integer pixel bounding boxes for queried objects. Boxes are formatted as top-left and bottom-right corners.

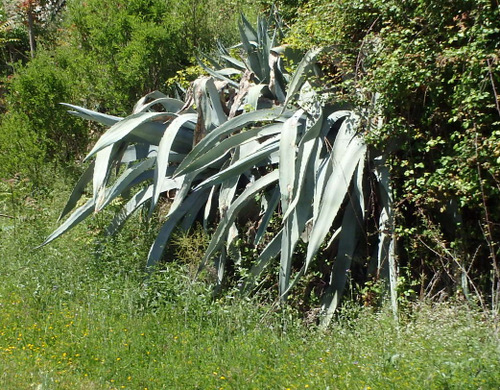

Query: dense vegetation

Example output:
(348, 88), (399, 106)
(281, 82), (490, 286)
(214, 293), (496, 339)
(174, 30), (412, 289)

(288, 0), (500, 309)
(0, 0), (259, 181)
(1, 0), (499, 387)
(1, 179), (499, 388)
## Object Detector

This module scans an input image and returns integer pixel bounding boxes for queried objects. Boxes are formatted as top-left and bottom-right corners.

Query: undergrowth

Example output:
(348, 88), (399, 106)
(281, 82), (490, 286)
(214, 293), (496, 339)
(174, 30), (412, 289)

(1, 171), (499, 389)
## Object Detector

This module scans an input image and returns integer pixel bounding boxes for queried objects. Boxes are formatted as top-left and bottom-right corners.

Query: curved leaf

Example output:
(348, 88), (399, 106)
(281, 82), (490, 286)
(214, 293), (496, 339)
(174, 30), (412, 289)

(58, 161), (94, 221)
(61, 103), (122, 127)
(150, 113), (198, 216)
(199, 170), (279, 270)
(283, 47), (323, 110)
(37, 198), (95, 248)
(147, 189), (209, 269)
(85, 112), (177, 160)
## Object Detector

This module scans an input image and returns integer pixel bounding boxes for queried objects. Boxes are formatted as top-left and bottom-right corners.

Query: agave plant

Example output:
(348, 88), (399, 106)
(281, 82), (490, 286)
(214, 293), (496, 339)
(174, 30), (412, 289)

(41, 14), (396, 326)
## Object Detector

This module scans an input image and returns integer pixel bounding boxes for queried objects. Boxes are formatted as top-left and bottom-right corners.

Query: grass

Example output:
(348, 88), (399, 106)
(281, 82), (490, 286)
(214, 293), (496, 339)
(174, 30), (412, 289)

(1, 171), (499, 389)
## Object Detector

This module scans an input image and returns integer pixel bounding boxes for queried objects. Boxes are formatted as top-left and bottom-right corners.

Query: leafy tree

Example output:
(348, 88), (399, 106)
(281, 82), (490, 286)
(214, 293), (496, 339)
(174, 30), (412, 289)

(0, 0), (260, 182)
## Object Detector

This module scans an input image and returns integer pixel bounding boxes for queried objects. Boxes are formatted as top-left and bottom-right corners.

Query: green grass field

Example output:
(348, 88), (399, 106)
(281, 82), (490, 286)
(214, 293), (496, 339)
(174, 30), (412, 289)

(1, 174), (499, 389)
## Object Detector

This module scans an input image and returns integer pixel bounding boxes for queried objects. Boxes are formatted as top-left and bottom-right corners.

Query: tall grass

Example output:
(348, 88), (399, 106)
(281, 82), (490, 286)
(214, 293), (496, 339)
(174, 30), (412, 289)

(1, 170), (499, 389)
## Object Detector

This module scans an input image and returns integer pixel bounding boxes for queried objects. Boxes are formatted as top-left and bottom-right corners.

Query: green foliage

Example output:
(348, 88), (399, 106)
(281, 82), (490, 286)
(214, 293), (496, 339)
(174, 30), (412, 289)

(285, 0), (500, 308)
(0, 0), (261, 183)
(2, 163), (499, 389)
(0, 111), (46, 180)
(42, 14), (400, 327)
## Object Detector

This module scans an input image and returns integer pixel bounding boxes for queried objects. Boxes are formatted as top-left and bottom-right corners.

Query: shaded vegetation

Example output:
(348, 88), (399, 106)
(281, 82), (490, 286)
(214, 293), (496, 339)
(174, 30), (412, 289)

(287, 0), (500, 310)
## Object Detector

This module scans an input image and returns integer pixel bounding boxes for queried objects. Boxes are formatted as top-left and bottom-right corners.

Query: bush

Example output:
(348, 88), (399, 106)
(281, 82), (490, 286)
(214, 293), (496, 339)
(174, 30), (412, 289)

(0, 0), (261, 182)
(286, 0), (500, 309)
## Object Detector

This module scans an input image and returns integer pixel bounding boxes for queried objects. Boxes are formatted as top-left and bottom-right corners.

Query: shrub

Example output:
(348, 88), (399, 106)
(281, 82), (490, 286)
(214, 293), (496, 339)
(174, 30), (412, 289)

(286, 0), (500, 310)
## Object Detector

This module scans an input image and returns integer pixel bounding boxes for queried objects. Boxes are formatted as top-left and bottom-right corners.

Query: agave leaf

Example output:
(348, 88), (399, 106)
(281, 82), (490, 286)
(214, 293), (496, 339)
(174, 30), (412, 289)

(313, 148), (331, 222)
(238, 18), (263, 81)
(241, 229), (283, 294)
(133, 90), (169, 113)
(202, 184), (218, 230)
(279, 213), (297, 299)
(150, 113), (198, 216)
(246, 84), (269, 111)
(374, 157), (398, 316)
(96, 158), (155, 212)
(219, 54), (246, 71)
(305, 133), (366, 272)
(203, 77), (229, 130)
(268, 51), (287, 103)
(121, 122), (193, 153)
(282, 137), (319, 221)
(220, 222), (241, 284)
(85, 112), (176, 160)
(213, 68), (242, 77)
(166, 169), (212, 220)
(38, 198), (95, 248)
(194, 140), (279, 191)
(93, 144), (117, 208)
(135, 97), (186, 114)
(257, 16), (272, 83)
(254, 186), (280, 245)
(214, 250), (228, 287)
(199, 170), (279, 270)
(319, 194), (363, 328)
(216, 40), (230, 57)
(106, 177), (183, 235)
(283, 47), (323, 110)
(354, 155), (366, 220)
(119, 144), (158, 163)
(216, 149), (241, 228)
(240, 13), (258, 42)
(279, 109), (303, 213)
(58, 160), (95, 221)
(197, 56), (240, 88)
(279, 154), (315, 299)
(176, 107), (285, 172)
(176, 123), (281, 177)
(311, 114), (359, 213)
(147, 189), (210, 269)
(61, 103), (122, 127)
(218, 158), (240, 218)
(283, 113), (323, 221)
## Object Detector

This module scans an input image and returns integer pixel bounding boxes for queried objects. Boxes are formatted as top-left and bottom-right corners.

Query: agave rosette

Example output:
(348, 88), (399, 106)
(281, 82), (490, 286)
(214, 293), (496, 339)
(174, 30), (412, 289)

(42, 14), (396, 326)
